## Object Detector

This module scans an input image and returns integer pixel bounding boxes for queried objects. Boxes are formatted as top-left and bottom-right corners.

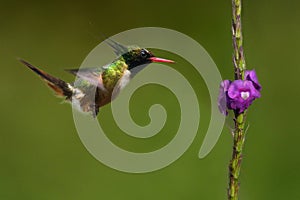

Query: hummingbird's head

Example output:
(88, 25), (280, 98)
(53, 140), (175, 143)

(122, 48), (174, 70)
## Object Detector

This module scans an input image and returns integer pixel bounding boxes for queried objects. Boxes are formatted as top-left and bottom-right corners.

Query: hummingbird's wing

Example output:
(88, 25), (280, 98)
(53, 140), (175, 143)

(65, 68), (107, 92)
(104, 38), (128, 56)
(65, 67), (100, 76)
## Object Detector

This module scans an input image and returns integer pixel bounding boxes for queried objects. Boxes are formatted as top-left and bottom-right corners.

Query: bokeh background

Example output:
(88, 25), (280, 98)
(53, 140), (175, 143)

(1, 0), (299, 199)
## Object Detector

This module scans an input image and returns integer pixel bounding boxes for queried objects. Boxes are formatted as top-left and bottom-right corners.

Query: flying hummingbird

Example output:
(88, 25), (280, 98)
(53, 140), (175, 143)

(19, 40), (174, 117)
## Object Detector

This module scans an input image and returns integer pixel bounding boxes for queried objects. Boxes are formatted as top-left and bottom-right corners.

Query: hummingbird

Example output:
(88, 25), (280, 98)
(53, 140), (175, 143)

(19, 40), (174, 117)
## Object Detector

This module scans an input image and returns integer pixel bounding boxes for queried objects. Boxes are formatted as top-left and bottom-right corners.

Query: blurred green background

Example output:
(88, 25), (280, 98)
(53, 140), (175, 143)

(1, 0), (299, 199)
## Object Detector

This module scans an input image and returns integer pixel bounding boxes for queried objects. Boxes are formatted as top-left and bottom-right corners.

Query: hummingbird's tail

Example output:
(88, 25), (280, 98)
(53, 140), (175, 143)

(19, 59), (73, 100)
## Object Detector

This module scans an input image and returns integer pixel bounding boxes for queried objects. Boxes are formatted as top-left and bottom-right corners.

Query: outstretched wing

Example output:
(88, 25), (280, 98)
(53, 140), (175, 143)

(65, 67), (107, 92)
(104, 38), (128, 56)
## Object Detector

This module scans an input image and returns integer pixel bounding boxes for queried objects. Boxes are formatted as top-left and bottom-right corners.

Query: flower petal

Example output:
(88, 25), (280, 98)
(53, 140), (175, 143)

(245, 70), (262, 91)
(218, 80), (231, 116)
(228, 80), (244, 99)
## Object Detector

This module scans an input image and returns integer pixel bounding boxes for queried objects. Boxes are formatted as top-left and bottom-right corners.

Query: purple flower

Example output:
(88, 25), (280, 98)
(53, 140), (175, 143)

(227, 80), (260, 113)
(218, 70), (261, 115)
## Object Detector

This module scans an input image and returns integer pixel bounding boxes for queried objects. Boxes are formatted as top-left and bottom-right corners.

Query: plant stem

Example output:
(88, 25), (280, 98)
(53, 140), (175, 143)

(232, 0), (246, 79)
(228, 0), (247, 199)
(228, 112), (246, 200)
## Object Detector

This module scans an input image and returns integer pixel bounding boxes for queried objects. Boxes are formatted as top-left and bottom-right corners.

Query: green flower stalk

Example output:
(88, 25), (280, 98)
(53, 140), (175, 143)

(232, 0), (246, 80)
(228, 0), (246, 198)
(225, 0), (262, 199)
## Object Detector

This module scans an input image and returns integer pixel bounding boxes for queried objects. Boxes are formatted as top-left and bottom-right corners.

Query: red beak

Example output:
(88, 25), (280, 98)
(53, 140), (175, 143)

(149, 57), (175, 63)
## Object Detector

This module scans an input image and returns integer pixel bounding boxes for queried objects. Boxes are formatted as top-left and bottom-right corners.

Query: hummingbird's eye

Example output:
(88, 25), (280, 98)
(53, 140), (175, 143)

(140, 50), (148, 58)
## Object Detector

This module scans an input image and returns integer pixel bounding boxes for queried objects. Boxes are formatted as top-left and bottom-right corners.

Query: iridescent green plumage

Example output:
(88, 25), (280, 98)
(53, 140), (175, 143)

(102, 58), (128, 91)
